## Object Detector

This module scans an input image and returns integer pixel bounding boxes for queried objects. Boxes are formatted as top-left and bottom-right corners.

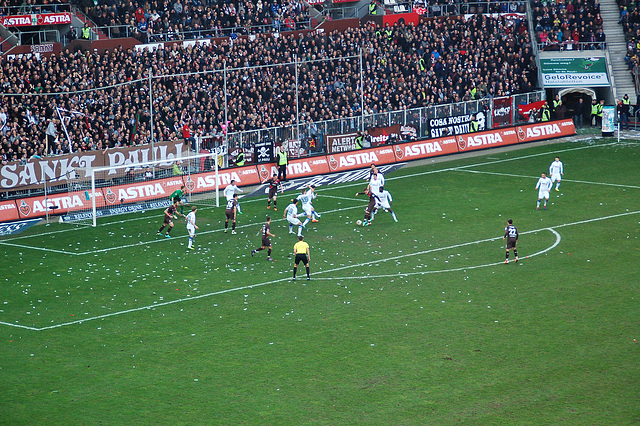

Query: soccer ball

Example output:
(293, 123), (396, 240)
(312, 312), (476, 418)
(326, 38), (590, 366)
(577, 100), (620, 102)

(356, 220), (363, 226)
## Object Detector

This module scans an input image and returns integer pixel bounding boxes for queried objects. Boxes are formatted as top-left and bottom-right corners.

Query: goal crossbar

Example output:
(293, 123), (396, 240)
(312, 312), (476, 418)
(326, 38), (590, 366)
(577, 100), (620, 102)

(84, 152), (221, 227)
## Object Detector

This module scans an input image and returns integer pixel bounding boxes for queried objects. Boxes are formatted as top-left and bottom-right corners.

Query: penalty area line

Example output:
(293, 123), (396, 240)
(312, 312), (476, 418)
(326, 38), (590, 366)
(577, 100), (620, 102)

(456, 169), (640, 190)
(4, 209), (640, 331)
(7, 228), (560, 332)
(0, 240), (81, 256)
(313, 228), (561, 280)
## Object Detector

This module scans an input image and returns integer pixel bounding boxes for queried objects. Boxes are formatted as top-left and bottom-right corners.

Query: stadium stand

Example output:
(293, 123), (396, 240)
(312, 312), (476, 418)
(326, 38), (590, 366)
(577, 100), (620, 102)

(82, 0), (312, 42)
(0, 13), (536, 163)
(531, 0), (605, 51)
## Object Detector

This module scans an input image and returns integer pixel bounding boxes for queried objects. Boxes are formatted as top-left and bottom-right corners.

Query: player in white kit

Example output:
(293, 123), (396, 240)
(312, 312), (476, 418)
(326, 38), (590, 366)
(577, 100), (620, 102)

(368, 168), (385, 194)
(376, 186), (398, 222)
(283, 198), (304, 236)
(185, 206), (198, 250)
(224, 179), (244, 214)
(535, 172), (553, 210)
(549, 156), (564, 191)
(298, 185), (321, 227)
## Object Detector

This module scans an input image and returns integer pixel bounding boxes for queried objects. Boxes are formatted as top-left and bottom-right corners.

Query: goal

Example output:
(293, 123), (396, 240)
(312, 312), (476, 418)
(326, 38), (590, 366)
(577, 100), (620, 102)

(62, 151), (224, 226)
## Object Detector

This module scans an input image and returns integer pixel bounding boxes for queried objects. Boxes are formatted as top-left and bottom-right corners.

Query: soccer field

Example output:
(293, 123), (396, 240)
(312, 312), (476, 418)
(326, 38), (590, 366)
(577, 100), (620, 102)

(1, 136), (639, 424)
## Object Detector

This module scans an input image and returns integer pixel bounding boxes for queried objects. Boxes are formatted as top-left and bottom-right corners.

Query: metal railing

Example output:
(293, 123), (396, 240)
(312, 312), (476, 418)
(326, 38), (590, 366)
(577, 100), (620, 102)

(324, 1), (526, 20)
(536, 41), (606, 52)
(91, 19), (313, 42)
(224, 90), (545, 153)
(14, 29), (61, 45)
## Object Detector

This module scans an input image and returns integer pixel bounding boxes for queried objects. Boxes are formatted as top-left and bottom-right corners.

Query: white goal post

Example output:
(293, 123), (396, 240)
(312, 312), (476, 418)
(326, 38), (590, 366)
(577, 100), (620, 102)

(63, 151), (224, 227)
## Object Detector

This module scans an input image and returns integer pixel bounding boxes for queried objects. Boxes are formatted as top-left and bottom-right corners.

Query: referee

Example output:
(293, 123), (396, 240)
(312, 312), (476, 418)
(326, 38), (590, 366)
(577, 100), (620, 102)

(293, 235), (310, 280)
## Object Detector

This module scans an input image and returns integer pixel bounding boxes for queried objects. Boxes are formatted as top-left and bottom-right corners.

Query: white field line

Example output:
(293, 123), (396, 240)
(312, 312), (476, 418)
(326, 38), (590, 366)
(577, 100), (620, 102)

(0, 321), (40, 331)
(2, 201), (368, 256)
(1, 140), (618, 244)
(456, 169), (640, 190)
(75, 202), (368, 255)
(10, 227), (560, 331)
(0, 241), (83, 256)
(319, 194), (366, 202)
(314, 228), (561, 280)
(4, 207), (639, 331)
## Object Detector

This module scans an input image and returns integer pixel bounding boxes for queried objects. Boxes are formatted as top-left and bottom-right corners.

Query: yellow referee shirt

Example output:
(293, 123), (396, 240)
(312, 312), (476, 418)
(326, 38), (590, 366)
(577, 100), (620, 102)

(294, 241), (309, 254)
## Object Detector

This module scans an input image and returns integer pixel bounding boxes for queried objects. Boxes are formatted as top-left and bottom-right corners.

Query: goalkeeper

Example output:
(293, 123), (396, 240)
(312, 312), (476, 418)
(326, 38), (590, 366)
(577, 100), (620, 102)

(169, 185), (189, 215)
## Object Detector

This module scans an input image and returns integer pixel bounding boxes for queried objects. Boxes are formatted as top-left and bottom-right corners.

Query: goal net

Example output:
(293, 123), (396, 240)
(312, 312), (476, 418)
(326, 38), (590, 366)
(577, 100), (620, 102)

(61, 151), (225, 226)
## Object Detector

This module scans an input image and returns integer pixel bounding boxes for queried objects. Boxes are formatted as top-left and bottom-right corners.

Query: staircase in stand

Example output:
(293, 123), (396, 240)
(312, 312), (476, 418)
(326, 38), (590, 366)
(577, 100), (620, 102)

(599, 0), (637, 100)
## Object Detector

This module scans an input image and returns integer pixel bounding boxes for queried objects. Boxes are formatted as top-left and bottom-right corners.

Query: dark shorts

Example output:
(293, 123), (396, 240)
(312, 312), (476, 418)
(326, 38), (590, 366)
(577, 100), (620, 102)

(163, 216), (173, 225)
(294, 253), (308, 265)
(506, 238), (517, 249)
(172, 197), (182, 204)
(268, 187), (277, 198)
(262, 236), (271, 247)
(225, 209), (235, 220)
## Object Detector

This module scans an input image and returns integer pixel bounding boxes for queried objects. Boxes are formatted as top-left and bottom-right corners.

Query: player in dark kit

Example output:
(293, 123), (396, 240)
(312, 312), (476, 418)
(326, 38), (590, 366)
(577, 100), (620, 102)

(157, 201), (181, 238)
(266, 173), (284, 211)
(224, 193), (238, 234)
(355, 187), (380, 226)
(251, 216), (276, 260)
(503, 219), (519, 264)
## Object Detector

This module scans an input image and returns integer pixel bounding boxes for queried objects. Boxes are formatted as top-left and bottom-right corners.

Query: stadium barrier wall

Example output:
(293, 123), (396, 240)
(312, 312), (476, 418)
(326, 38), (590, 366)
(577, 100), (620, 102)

(0, 119), (575, 222)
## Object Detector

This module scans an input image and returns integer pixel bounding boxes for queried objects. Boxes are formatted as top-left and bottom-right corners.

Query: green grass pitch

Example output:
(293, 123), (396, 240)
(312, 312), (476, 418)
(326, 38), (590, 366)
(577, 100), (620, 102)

(1, 136), (639, 424)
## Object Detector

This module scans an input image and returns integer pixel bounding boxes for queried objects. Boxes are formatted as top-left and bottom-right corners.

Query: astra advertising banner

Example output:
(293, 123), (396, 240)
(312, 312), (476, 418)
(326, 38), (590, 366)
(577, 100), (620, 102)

(1, 119), (576, 223)
(327, 146), (396, 173)
(0, 200), (20, 222)
(257, 157), (331, 182)
(456, 128), (519, 153)
(540, 57), (609, 87)
(1, 12), (72, 27)
(16, 189), (102, 219)
(392, 137), (458, 161)
(515, 119), (576, 143)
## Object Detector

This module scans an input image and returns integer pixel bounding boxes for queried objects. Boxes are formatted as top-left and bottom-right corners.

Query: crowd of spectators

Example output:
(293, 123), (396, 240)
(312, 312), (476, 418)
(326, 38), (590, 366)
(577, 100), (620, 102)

(0, 14), (537, 164)
(531, 0), (605, 51)
(618, 0), (640, 82)
(81, 0), (311, 42)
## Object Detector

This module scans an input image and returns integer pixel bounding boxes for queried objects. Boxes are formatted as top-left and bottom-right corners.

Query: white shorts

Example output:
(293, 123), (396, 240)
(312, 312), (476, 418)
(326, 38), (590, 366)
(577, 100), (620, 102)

(538, 190), (550, 200)
(550, 173), (561, 183)
(380, 201), (391, 210)
(302, 204), (313, 216)
(287, 216), (302, 226)
(187, 224), (196, 236)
